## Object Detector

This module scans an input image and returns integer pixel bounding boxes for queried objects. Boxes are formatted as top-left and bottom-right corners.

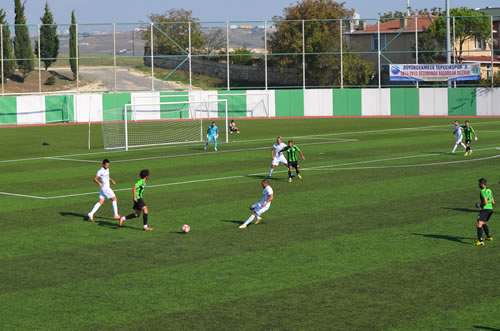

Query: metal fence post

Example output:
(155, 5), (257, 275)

(76, 23), (79, 93)
(264, 19), (268, 90)
(377, 18), (381, 88)
(37, 24), (41, 93)
(415, 17), (419, 88)
(453, 16), (456, 88)
(113, 23), (117, 93)
(491, 15), (494, 88)
(150, 22), (154, 91)
(340, 19), (343, 89)
(452, 16), (456, 64)
(302, 19), (306, 89)
(188, 21), (192, 91)
(1, 24), (4, 96)
(226, 20), (230, 91)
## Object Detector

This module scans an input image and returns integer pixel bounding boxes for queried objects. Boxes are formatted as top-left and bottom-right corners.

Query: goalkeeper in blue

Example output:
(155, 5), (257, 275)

(204, 121), (219, 151)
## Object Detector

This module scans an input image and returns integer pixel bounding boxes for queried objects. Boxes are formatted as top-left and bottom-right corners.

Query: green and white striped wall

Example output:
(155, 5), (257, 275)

(1, 88), (500, 125)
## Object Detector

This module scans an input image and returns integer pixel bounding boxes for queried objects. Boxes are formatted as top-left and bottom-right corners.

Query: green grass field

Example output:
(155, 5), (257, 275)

(1, 117), (500, 330)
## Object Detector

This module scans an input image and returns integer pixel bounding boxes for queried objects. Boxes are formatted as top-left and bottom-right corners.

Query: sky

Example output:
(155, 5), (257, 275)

(0, 0), (497, 25)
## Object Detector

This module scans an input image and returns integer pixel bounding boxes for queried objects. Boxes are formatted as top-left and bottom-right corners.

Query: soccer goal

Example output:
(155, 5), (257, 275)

(102, 100), (228, 151)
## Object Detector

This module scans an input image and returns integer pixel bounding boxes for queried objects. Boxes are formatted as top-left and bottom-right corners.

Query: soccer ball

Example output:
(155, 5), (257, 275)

(182, 224), (190, 233)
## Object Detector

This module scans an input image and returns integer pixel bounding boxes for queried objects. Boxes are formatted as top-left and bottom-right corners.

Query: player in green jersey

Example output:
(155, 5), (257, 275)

(462, 120), (478, 156)
(281, 140), (306, 183)
(119, 169), (154, 231)
(473, 178), (494, 246)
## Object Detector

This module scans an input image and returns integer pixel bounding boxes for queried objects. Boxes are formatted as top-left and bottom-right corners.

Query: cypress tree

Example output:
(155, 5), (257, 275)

(36, 2), (59, 70)
(69, 10), (77, 80)
(13, 0), (35, 80)
(0, 8), (16, 80)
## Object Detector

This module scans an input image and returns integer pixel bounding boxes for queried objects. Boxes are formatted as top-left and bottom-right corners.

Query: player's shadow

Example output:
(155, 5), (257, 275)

(442, 207), (478, 213)
(424, 152), (456, 156)
(411, 233), (474, 245)
(244, 174), (268, 180)
(473, 326), (500, 331)
(220, 219), (244, 225)
(244, 174), (288, 181)
(58, 211), (138, 230)
(60, 211), (92, 222)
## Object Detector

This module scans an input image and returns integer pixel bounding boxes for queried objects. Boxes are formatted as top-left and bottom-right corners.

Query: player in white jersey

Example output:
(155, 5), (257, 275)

(88, 159), (120, 222)
(267, 137), (288, 178)
(451, 120), (467, 154)
(239, 179), (274, 229)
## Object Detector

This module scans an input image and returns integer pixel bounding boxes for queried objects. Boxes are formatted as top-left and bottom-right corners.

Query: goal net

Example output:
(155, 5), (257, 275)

(102, 100), (228, 151)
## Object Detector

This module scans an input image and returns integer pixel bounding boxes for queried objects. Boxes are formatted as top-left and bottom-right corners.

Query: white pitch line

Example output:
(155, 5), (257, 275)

(0, 191), (48, 199)
(305, 154), (500, 171)
(300, 146), (499, 171)
(2, 120), (499, 164)
(414, 128), (500, 133)
(2, 146), (499, 200)
(44, 157), (99, 163)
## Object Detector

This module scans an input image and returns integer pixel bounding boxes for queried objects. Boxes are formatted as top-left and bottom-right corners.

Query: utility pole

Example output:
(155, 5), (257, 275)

(407, 0), (411, 16)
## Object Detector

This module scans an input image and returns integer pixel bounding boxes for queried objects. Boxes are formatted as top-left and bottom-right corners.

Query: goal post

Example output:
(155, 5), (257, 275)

(101, 99), (228, 151)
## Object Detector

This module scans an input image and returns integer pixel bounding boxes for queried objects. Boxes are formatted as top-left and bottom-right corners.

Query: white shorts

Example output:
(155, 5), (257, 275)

(455, 136), (463, 144)
(252, 202), (271, 216)
(272, 154), (288, 166)
(99, 187), (116, 200)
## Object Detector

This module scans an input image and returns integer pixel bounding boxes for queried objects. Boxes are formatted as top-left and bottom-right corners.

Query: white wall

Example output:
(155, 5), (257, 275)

(16, 96), (46, 125)
(247, 90), (273, 117)
(190, 90), (219, 119)
(419, 88), (448, 116)
(131, 92), (160, 120)
(75, 94), (103, 123)
(361, 89), (391, 116)
(476, 88), (500, 116)
(304, 89), (333, 116)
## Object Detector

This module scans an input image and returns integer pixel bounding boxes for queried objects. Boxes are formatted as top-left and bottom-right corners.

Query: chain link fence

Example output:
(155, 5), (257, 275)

(1, 15), (499, 95)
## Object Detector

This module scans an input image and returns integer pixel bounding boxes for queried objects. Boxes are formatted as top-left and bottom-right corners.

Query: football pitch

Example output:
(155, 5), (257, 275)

(1, 117), (500, 330)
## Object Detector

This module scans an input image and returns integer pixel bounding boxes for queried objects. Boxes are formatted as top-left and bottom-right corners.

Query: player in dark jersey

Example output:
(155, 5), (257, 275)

(473, 178), (494, 246)
(281, 140), (306, 183)
(462, 120), (477, 156)
(119, 169), (154, 231)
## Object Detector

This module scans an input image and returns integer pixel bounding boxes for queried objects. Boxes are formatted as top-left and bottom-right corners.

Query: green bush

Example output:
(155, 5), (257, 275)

(44, 74), (56, 85)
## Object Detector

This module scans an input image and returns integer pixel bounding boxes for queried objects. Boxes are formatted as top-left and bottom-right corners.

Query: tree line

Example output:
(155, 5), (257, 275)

(0, 0), (78, 83)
